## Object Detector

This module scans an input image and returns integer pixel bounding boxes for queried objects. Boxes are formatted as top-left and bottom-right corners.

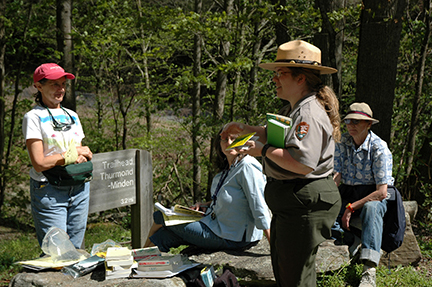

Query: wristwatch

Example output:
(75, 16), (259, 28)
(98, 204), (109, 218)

(261, 144), (271, 157)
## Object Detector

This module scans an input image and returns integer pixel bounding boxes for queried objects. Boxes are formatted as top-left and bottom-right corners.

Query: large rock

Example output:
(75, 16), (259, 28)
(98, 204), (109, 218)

(379, 201), (422, 267)
(185, 238), (274, 282)
(350, 201), (422, 267)
(185, 237), (350, 284)
(10, 238), (350, 287)
(403, 201), (418, 221)
(316, 240), (350, 273)
(9, 268), (186, 287)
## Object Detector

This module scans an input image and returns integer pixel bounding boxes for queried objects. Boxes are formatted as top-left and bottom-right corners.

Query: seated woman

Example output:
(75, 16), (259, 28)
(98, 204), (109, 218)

(143, 130), (271, 252)
(332, 102), (394, 287)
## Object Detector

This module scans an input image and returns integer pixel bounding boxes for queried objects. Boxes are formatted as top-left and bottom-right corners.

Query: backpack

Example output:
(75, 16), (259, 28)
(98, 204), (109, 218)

(338, 184), (406, 253)
(180, 266), (240, 287)
(213, 268), (240, 287)
(381, 186), (406, 253)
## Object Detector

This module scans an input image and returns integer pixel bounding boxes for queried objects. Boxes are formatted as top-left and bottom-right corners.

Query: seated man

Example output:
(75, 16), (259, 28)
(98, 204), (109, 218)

(332, 103), (394, 287)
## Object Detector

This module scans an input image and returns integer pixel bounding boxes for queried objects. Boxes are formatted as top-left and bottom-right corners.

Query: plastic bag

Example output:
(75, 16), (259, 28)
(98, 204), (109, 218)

(90, 239), (122, 257)
(41, 226), (83, 263)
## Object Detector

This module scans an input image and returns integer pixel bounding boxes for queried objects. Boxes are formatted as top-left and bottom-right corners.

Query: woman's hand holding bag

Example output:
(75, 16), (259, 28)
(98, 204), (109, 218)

(63, 139), (78, 165)
(42, 139), (93, 186)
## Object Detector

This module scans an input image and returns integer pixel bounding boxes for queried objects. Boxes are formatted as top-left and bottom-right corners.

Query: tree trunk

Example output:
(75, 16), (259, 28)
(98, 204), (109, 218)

(8, 3), (33, 168)
(0, 0), (6, 213)
(315, 0), (345, 96)
(246, 17), (261, 115)
(246, 3), (275, 124)
(229, 4), (247, 121)
(207, 0), (234, 199)
(270, 0), (289, 45)
(135, 0), (152, 135)
(213, 0), (233, 122)
(355, 0), (408, 144)
(192, 0), (202, 202)
(57, 0), (76, 111)
(405, 0), (431, 179)
(116, 86), (134, 151)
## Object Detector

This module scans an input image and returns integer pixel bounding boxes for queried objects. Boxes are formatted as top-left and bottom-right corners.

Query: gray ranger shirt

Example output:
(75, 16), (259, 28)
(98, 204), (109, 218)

(263, 93), (335, 180)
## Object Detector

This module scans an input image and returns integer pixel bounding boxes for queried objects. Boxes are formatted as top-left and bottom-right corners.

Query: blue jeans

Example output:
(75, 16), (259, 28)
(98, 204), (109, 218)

(332, 199), (387, 265)
(150, 211), (253, 252)
(30, 178), (90, 249)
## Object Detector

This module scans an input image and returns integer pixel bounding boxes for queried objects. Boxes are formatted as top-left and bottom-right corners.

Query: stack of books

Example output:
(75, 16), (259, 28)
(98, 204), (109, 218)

(136, 254), (183, 272)
(132, 253), (201, 278)
(105, 247), (134, 279)
(131, 246), (161, 262)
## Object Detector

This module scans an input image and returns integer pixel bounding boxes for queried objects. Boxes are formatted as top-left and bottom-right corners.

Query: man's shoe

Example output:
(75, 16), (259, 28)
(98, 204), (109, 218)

(359, 265), (376, 287)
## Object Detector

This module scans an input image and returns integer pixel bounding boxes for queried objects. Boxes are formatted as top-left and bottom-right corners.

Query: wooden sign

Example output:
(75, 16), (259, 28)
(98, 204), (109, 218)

(87, 149), (154, 248)
(89, 149), (137, 214)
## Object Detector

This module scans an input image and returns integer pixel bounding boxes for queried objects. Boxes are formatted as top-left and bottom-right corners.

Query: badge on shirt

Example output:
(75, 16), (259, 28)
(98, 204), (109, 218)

(295, 122), (309, 140)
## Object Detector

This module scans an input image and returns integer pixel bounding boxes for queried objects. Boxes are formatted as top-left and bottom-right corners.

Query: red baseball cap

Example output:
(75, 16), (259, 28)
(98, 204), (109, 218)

(33, 63), (75, 83)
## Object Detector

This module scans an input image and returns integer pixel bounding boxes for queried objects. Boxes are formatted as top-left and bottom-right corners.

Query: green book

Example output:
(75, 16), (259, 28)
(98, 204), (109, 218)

(266, 113), (292, 126)
(267, 118), (290, 148)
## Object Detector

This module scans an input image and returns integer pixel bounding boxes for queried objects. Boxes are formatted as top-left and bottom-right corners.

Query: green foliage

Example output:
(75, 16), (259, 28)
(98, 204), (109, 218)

(1, 0), (432, 285)
(390, 2), (432, 212)
(84, 222), (131, 250)
(418, 184), (432, 222)
(317, 263), (432, 287)
(276, 0), (322, 37)
(2, 0), (432, 236)
(167, 245), (189, 255)
(0, 232), (40, 284)
(417, 221), (432, 259)
(317, 263), (361, 286)
(339, 4), (361, 110)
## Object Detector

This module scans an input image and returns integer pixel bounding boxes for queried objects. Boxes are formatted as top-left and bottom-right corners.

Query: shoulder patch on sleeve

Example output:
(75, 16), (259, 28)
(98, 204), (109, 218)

(295, 122), (309, 141)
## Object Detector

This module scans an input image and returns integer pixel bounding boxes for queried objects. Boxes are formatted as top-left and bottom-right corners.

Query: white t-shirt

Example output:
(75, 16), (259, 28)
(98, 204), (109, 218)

(22, 105), (85, 182)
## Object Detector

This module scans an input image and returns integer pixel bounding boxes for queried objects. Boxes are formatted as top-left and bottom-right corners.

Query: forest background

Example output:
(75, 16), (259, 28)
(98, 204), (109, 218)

(1, 0), (432, 232)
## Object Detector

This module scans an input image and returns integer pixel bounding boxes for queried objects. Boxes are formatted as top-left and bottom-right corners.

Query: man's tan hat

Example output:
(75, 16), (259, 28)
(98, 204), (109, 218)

(258, 40), (337, 74)
(343, 102), (379, 124)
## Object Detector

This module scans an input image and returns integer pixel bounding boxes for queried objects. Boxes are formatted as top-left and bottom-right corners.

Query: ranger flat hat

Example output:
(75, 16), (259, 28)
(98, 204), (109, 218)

(259, 40), (337, 74)
(343, 102), (379, 124)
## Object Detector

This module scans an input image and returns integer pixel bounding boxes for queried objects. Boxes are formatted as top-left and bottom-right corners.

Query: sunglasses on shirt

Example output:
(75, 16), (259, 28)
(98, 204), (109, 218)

(46, 106), (76, 131)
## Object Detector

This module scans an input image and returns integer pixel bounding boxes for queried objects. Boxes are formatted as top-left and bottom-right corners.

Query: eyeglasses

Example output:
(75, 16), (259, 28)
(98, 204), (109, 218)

(274, 71), (291, 78)
(344, 119), (361, 125)
(46, 106), (75, 131)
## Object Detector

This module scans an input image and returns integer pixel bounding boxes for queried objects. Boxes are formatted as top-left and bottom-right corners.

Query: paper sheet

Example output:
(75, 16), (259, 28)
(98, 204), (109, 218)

(16, 254), (88, 270)
(132, 262), (201, 278)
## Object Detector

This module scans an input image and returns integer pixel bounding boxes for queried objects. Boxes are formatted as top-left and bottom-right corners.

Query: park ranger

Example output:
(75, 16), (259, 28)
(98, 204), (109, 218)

(221, 40), (342, 287)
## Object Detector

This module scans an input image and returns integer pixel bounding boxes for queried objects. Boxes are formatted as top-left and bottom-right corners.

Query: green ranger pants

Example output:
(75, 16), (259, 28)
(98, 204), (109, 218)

(265, 175), (341, 287)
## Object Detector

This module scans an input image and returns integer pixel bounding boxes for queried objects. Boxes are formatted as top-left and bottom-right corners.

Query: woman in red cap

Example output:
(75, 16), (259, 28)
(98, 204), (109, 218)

(22, 63), (93, 249)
